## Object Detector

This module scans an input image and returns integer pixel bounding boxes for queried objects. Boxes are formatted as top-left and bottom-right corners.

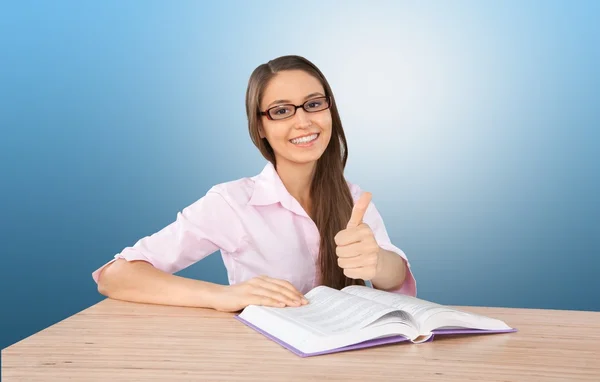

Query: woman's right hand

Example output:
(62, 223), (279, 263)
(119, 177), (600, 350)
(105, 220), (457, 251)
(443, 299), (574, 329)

(212, 275), (309, 312)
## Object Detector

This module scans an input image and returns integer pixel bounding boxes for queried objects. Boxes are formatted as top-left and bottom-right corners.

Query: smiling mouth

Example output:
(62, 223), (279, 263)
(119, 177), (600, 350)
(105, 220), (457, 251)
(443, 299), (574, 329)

(290, 133), (319, 145)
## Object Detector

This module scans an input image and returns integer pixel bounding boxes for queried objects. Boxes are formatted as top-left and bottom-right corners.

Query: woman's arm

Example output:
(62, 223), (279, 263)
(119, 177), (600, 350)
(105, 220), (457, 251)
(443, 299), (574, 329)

(93, 188), (306, 311)
(97, 259), (307, 311)
(97, 259), (223, 308)
(371, 248), (407, 291)
(344, 185), (417, 296)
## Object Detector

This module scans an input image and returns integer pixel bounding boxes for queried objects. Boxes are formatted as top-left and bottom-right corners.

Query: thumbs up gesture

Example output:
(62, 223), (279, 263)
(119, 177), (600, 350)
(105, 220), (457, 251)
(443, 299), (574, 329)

(334, 192), (382, 280)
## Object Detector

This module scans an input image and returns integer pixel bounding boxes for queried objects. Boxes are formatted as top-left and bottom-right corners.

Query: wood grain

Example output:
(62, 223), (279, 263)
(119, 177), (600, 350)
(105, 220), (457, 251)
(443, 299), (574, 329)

(2, 299), (599, 381)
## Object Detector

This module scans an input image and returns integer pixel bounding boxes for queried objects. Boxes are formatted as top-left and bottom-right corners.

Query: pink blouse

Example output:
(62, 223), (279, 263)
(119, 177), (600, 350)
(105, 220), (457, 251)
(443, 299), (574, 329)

(92, 162), (417, 296)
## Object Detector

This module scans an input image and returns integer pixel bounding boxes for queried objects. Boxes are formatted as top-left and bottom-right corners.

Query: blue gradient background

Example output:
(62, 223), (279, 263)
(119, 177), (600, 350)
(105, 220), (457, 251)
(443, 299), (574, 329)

(1, 1), (599, 351)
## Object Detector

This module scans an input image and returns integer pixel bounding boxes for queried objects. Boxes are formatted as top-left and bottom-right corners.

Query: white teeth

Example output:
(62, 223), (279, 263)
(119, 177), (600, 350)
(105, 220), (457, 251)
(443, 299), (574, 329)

(290, 133), (318, 144)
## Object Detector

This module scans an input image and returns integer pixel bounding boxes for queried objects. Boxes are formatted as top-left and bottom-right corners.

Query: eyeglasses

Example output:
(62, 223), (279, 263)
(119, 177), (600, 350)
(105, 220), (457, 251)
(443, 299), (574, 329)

(259, 96), (331, 120)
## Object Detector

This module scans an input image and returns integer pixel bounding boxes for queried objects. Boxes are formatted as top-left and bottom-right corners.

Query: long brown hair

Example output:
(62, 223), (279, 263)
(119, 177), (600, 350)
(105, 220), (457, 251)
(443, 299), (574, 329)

(245, 55), (365, 290)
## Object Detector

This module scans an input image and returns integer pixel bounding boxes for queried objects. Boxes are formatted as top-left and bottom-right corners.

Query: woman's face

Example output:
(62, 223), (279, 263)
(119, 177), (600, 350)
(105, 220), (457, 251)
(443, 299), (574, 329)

(259, 70), (332, 168)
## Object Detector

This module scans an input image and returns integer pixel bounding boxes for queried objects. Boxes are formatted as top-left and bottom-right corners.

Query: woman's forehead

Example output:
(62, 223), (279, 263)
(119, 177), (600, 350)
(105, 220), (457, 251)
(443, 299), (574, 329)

(262, 70), (325, 107)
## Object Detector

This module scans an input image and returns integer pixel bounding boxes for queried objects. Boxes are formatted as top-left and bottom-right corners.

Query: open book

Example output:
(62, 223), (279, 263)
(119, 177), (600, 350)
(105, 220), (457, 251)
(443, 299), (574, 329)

(235, 285), (516, 357)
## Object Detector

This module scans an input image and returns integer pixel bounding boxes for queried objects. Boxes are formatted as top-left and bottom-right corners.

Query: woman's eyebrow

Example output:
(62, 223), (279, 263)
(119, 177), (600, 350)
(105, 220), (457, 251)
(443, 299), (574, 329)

(266, 92), (325, 108)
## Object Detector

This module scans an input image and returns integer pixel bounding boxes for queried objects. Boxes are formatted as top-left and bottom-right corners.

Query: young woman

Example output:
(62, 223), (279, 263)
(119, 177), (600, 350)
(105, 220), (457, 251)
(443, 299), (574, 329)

(93, 55), (416, 312)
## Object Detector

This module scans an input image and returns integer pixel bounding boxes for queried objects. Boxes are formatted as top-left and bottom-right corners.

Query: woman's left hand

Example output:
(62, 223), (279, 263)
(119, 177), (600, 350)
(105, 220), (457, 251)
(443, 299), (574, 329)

(334, 192), (382, 280)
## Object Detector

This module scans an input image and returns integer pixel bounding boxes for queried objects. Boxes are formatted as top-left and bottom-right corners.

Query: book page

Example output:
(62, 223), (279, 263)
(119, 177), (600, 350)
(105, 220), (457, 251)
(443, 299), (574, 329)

(342, 285), (461, 323)
(267, 285), (416, 336)
(341, 285), (512, 334)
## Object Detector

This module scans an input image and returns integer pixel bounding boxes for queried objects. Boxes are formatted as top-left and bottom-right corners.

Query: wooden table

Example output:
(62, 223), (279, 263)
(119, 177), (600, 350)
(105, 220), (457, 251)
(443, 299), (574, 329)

(2, 299), (600, 381)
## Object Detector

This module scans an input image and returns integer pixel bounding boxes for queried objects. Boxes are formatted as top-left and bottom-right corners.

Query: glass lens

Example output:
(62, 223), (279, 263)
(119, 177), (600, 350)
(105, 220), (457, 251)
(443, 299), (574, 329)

(268, 105), (295, 120)
(304, 97), (329, 112)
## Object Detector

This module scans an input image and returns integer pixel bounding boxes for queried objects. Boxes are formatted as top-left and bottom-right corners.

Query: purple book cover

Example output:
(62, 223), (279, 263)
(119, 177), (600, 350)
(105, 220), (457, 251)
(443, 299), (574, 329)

(234, 315), (517, 357)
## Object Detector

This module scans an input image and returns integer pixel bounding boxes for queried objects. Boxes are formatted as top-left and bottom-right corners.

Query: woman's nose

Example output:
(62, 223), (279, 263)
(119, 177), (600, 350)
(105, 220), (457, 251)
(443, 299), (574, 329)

(294, 109), (312, 128)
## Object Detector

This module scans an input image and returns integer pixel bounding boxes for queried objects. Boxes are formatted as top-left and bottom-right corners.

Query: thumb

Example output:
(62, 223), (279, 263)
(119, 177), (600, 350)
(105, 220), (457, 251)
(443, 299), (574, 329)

(347, 192), (372, 229)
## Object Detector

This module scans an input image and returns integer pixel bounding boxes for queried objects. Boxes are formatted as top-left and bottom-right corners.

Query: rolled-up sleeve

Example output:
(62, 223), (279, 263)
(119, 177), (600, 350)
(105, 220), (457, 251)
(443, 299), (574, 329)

(92, 188), (245, 284)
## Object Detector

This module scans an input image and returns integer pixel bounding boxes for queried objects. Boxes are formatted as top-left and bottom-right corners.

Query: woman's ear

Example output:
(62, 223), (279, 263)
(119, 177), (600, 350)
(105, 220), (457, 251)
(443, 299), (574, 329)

(258, 124), (266, 138)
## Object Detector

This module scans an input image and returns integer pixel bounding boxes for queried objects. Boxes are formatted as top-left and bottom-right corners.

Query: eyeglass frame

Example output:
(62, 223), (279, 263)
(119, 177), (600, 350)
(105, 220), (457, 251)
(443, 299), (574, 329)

(259, 96), (332, 121)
